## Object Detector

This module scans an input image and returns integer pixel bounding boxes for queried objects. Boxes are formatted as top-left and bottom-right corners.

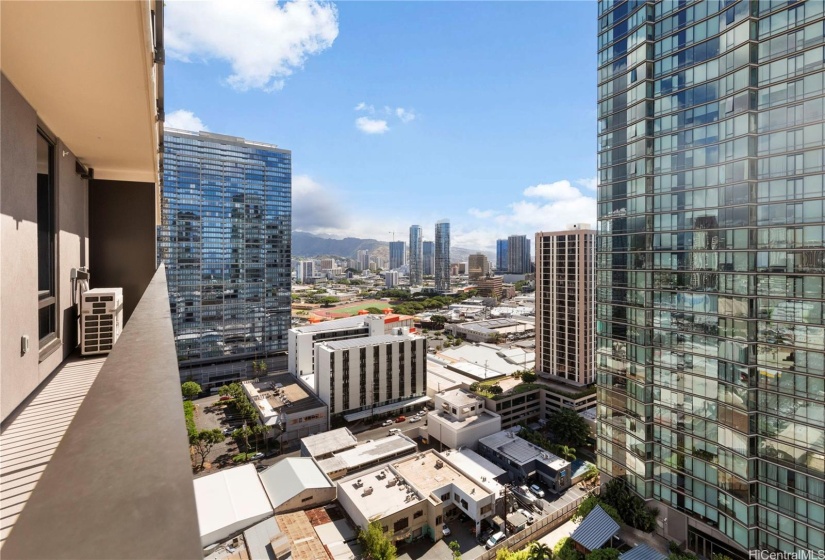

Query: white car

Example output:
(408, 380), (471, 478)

(517, 509), (535, 524)
(442, 524), (451, 537)
(529, 484), (545, 499)
(486, 531), (506, 549)
(382, 419), (394, 427)
(409, 416), (421, 423)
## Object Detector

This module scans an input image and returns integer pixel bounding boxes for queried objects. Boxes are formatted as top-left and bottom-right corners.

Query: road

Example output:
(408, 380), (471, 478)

(351, 420), (425, 442)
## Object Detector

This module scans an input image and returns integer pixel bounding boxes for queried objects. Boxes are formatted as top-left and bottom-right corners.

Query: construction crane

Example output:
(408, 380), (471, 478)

(389, 231), (397, 241)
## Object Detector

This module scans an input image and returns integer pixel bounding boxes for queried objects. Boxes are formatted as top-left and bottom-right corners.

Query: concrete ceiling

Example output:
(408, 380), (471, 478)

(1, 1), (160, 182)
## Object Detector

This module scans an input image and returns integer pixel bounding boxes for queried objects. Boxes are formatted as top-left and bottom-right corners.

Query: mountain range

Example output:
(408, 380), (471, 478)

(292, 231), (495, 263)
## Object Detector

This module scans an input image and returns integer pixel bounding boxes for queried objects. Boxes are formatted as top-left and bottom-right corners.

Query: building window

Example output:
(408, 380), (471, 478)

(441, 492), (450, 501)
(37, 131), (56, 352)
(393, 517), (409, 532)
(413, 510), (423, 519)
(436, 515), (443, 525)
(301, 496), (313, 502)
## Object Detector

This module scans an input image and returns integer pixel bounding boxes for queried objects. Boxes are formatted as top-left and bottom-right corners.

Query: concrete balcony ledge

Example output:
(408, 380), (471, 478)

(2, 264), (201, 559)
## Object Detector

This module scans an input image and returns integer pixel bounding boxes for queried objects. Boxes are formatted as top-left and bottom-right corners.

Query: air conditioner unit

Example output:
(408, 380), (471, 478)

(81, 288), (123, 355)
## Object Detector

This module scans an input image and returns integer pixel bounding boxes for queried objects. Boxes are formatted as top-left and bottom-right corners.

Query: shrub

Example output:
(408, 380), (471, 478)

(183, 401), (197, 439)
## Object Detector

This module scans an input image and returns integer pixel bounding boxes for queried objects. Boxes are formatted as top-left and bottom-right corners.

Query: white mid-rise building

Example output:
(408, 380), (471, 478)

(288, 315), (385, 378)
(426, 388), (501, 450)
(385, 271), (399, 288)
(316, 332), (427, 420)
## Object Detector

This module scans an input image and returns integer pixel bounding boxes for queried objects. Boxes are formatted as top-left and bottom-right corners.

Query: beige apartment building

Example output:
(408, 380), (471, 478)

(535, 224), (596, 386)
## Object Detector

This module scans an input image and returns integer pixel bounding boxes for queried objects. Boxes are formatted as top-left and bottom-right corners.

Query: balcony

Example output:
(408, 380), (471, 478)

(1, 265), (201, 559)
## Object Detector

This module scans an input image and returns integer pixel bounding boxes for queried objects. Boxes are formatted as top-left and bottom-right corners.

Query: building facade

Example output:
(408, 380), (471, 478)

(596, 1), (825, 557)
(496, 239), (509, 272)
(423, 241), (435, 276)
(507, 235), (531, 274)
(389, 240), (407, 270)
(385, 271), (399, 288)
(409, 225), (424, 285)
(296, 260), (314, 284)
(356, 249), (370, 272)
(159, 130), (291, 386)
(315, 333), (427, 419)
(435, 219), (451, 292)
(536, 225), (596, 386)
(426, 388), (502, 450)
(475, 276), (504, 300)
(468, 254), (490, 280)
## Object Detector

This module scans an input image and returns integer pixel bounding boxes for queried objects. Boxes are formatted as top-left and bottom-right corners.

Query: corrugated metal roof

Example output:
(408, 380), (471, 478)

(301, 428), (358, 457)
(259, 457), (333, 510)
(619, 544), (668, 560)
(570, 504), (620, 551)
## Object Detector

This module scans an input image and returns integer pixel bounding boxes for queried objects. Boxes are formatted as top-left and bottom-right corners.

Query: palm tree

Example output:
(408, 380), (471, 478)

(529, 542), (553, 560)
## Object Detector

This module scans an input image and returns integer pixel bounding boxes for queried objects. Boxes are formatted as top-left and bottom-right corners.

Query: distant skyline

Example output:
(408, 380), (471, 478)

(164, 1), (597, 251)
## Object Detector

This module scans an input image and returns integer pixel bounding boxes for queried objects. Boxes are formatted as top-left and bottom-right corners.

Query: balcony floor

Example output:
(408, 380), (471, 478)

(0, 353), (106, 546)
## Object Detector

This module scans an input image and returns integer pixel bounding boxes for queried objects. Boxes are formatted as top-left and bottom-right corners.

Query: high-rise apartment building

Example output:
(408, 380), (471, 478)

(356, 249), (370, 272)
(507, 234), (531, 274)
(423, 241), (435, 276)
(435, 219), (451, 292)
(536, 225), (595, 386)
(468, 253), (490, 280)
(389, 240), (406, 270)
(160, 130), (292, 386)
(320, 258), (336, 270)
(496, 239), (509, 272)
(409, 225), (423, 285)
(596, 1), (825, 557)
(296, 260), (315, 283)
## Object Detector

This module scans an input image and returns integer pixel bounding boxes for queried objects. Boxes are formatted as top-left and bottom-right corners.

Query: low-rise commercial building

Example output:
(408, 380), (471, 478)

(258, 457), (336, 514)
(300, 427), (359, 460)
(445, 318), (534, 343)
(242, 374), (328, 448)
(426, 388), (501, 450)
(336, 450), (497, 544)
(316, 434), (418, 480)
(316, 332), (428, 421)
(477, 428), (571, 493)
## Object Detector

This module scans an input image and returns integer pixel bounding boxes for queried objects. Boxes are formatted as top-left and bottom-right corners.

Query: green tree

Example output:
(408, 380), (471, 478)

(601, 478), (659, 532)
(529, 542), (553, 560)
(521, 371), (537, 383)
(553, 538), (583, 560)
(546, 408), (591, 448)
(366, 307), (384, 314)
(358, 521), (397, 560)
(430, 314), (448, 326)
(232, 425), (254, 453)
(711, 555), (734, 560)
(589, 549), (621, 560)
(489, 385), (504, 395)
(572, 495), (621, 524)
(449, 540), (461, 560)
(181, 381), (202, 400)
(582, 463), (600, 484)
(190, 428), (225, 470)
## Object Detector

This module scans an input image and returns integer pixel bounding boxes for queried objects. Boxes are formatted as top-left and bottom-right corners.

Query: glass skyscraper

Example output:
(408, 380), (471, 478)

(435, 219), (451, 292)
(507, 234), (532, 274)
(496, 238), (509, 272)
(409, 226), (423, 284)
(159, 130), (292, 386)
(423, 240), (435, 276)
(597, 1), (825, 557)
(389, 240), (407, 270)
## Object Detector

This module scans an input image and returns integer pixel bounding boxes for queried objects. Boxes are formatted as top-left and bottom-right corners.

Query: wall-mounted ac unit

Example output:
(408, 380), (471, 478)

(81, 288), (123, 356)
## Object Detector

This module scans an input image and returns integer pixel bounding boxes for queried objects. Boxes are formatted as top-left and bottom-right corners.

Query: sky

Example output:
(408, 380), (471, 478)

(164, 1), (598, 251)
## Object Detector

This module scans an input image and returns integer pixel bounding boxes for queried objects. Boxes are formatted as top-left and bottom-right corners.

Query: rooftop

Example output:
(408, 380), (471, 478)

(302, 428), (359, 458)
(438, 387), (485, 408)
(320, 333), (420, 351)
(440, 449), (505, 496)
(243, 374), (326, 423)
(259, 457), (334, 510)
(317, 435), (417, 474)
(394, 450), (489, 502)
(571, 504), (620, 552)
(430, 409), (500, 430)
(478, 429), (569, 471)
(274, 511), (330, 560)
(291, 315), (370, 333)
(439, 343), (535, 376)
(337, 466), (426, 521)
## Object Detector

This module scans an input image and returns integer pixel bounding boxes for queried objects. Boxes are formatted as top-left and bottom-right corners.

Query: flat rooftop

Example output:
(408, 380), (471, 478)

(274, 511), (330, 560)
(320, 333), (419, 351)
(394, 450), (489, 502)
(317, 435), (416, 473)
(243, 373), (326, 422)
(478, 429), (569, 471)
(291, 315), (368, 333)
(429, 409), (500, 430)
(302, 428), (358, 458)
(441, 449), (505, 496)
(337, 467), (426, 520)
(438, 388), (484, 408)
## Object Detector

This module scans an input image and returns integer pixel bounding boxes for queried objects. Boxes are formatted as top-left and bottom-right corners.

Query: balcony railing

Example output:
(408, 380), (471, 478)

(2, 264), (201, 559)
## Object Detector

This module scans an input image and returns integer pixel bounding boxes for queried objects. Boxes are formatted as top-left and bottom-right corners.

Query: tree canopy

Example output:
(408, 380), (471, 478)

(572, 495), (622, 524)
(546, 407), (591, 448)
(358, 521), (397, 560)
(190, 428), (224, 470)
(181, 381), (202, 400)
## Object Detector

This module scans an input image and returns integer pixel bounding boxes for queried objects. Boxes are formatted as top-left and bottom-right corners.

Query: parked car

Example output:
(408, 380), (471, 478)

(518, 509), (535, 524)
(409, 417), (420, 423)
(395, 416), (406, 423)
(442, 525), (451, 537)
(382, 419), (394, 427)
(486, 532), (506, 549)
(249, 452), (264, 460)
(529, 484), (545, 499)
(219, 395), (233, 401)
(389, 428), (401, 435)
(223, 428), (234, 436)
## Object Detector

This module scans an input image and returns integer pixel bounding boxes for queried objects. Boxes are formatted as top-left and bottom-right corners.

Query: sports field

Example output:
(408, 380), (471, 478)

(312, 299), (391, 319)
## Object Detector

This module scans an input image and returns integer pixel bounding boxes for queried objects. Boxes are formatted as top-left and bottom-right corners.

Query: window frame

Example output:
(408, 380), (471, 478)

(36, 127), (59, 360)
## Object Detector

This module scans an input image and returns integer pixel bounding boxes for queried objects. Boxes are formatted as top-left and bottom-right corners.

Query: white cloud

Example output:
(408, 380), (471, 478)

(355, 117), (389, 134)
(576, 176), (598, 190)
(165, 109), (208, 132)
(292, 175), (348, 231)
(468, 208), (496, 219)
(396, 107), (416, 123)
(354, 102), (374, 112)
(166, 0), (338, 92)
(522, 179), (583, 201)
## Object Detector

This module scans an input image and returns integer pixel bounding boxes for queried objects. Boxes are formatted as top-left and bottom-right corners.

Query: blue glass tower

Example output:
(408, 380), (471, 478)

(159, 130), (292, 387)
(496, 239), (509, 272)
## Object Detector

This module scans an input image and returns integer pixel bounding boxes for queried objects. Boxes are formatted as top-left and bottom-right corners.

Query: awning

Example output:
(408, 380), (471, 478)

(343, 396), (431, 422)
(570, 504), (620, 552)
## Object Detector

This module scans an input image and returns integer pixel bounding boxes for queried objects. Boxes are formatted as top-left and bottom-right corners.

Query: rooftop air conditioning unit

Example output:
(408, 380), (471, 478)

(81, 288), (123, 355)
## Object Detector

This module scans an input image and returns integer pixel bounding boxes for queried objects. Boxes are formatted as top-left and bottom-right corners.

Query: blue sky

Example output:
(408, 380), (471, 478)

(165, 1), (597, 251)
